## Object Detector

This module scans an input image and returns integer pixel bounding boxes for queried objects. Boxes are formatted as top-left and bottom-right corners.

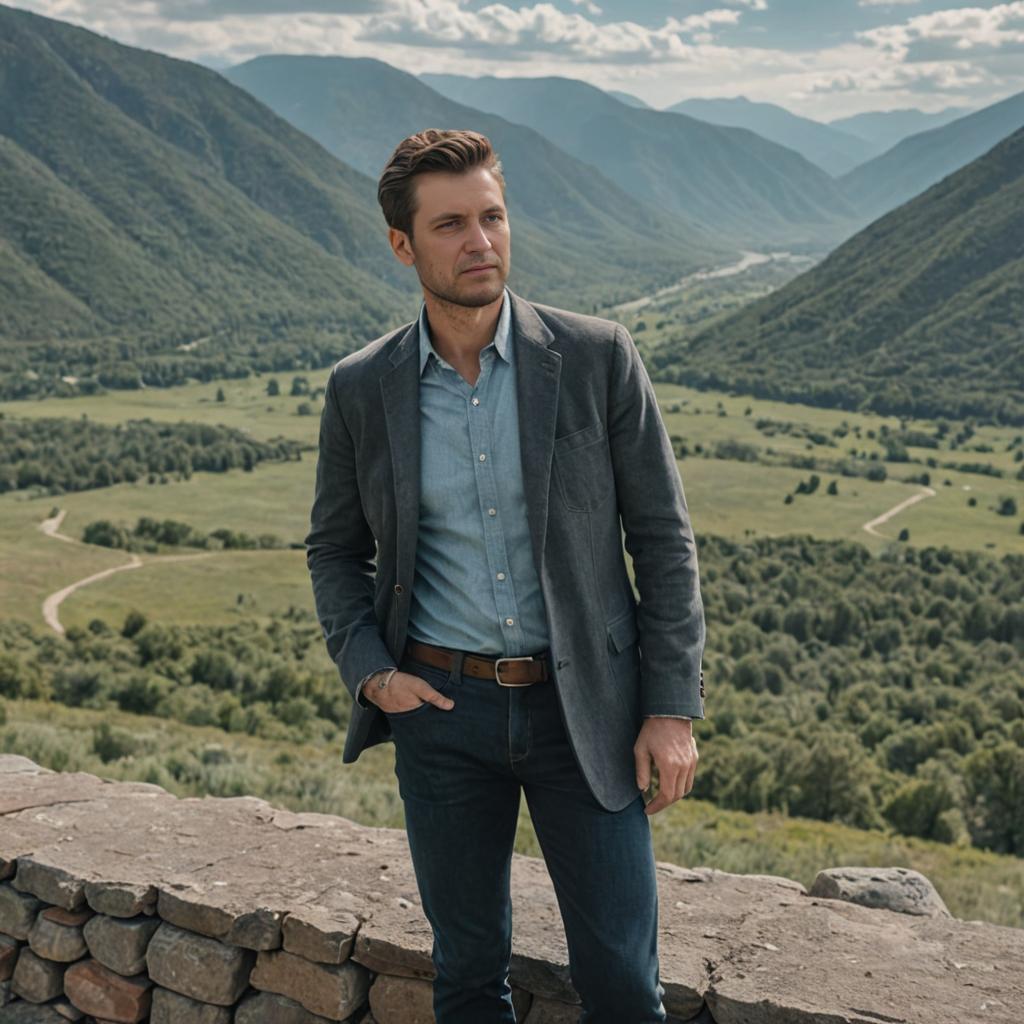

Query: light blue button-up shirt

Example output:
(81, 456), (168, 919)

(407, 286), (551, 655)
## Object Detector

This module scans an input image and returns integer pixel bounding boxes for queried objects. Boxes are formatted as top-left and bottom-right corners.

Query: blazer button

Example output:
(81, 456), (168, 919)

(394, 584), (404, 594)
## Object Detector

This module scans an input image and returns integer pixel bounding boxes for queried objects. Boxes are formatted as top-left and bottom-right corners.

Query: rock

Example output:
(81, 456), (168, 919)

(26, 911), (88, 963)
(83, 883), (156, 920)
(809, 866), (951, 917)
(282, 906), (360, 965)
(62, 959), (152, 1022)
(249, 949), (371, 1020)
(0, 886), (43, 941)
(0, 935), (20, 980)
(156, 889), (282, 950)
(0, 1000), (67, 1022)
(234, 990), (338, 1023)
(367, 974), (433, 1023)
(10, 948), (66, 1003)
(149, 986), (232, 1024)
(12, 861), (85, 914)
(83, 914), (161, 976)
(145, 922), (254, 1006)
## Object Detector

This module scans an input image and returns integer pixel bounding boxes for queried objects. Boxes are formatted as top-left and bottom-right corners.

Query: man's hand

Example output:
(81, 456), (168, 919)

(363, 670), (455, 715)
(634, 718), (698, 815)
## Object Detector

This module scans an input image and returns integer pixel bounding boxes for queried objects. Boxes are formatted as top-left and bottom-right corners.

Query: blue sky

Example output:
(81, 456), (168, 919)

(11, 1), (1024, 120)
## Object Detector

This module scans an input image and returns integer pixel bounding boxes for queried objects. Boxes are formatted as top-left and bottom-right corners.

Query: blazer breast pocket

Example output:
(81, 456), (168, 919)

(553, 422), (614, 512)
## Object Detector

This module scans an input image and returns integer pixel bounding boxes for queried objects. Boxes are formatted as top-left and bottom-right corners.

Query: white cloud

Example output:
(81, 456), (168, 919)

(10, 0), (1024, 120)
(859, 2), (1024, 59)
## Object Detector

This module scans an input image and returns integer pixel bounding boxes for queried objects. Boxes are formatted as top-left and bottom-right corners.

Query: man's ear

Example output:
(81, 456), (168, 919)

(388, 226), (415, 267)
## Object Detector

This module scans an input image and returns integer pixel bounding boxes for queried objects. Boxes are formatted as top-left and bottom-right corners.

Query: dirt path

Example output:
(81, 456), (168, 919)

(862, 486), (936, 539)
(37, 509), (213, 636)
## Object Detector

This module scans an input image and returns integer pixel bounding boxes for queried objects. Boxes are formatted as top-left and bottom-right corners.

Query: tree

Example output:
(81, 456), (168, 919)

(266, 378), (280, 397)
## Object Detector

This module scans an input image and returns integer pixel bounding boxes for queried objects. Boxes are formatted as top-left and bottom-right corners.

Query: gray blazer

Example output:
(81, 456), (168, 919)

(305, 288), (706, 812)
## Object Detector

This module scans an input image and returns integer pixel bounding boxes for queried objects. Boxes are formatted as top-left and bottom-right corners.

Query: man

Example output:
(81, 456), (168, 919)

(305, 128), (706, 1023)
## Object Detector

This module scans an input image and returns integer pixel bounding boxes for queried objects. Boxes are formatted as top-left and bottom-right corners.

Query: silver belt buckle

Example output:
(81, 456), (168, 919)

(494, 655), (536, 687)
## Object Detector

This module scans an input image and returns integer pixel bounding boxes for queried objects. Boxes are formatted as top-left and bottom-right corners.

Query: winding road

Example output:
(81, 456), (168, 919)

(38, 509), (213, 636)
(861, 485), (936, 538)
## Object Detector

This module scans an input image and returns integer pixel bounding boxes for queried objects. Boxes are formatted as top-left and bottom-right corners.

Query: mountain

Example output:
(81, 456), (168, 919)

(665, 96), (871, 177)
(0, 3), (409, 353)
(673, 127), (1024, 424)
(607, 90), (650, 109)
(829, 106), (974, 152)
(223, 55), (734, 308)
(418, 72), (860, 251)
(840, 91), (1024, 223)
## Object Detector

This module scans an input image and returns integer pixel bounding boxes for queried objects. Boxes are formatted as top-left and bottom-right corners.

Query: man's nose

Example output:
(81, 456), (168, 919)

(464, 221), (493, 252)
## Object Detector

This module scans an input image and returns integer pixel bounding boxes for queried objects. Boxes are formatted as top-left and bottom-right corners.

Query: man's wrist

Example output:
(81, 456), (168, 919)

(356, 666), (398, 709)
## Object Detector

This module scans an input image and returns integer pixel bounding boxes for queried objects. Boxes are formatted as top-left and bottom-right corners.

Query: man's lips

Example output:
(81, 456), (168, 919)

(462, 265), (497, 274)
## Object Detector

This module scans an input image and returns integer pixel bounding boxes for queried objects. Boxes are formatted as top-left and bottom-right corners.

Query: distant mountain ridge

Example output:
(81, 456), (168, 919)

(665, 95), (871, 177)
(224, 54), (734, 310)
(419, 72), (860, 251)
(829, 106), (974, 151)
(840, 90), (1024, 223)
(671, 126), (1024, 424)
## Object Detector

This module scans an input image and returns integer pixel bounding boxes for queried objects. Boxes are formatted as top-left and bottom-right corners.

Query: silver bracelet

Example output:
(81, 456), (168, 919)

(374, 667), (399, 695)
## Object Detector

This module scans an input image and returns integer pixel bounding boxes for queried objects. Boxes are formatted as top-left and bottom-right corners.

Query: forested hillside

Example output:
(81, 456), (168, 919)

(665, 127), (1024, 424)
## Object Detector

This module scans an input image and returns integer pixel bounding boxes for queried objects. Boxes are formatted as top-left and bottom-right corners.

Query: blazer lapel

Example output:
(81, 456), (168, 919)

(380, 319), (421, 591)
(378, 289), (562, 594)
(508, 290), (561, 584)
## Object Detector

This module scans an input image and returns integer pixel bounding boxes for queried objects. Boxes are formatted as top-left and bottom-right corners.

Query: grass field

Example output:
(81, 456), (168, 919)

(2, 372), (1019, 635)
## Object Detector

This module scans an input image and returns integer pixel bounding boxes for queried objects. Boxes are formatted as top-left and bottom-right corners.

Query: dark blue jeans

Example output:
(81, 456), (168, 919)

(387, 647), (668, 1023)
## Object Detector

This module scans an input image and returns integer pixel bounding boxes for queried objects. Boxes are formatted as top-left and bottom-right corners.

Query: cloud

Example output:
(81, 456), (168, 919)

(859, 2), (1024, 61)
(10, 0), (1024, 119)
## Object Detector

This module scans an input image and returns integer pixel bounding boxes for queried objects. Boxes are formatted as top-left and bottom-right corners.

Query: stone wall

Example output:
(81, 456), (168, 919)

(1, 754), (1022, 1023)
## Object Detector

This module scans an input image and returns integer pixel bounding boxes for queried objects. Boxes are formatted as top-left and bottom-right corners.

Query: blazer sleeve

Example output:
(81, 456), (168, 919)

(305, 365), (396, 706)
(607, 324), (706, 719)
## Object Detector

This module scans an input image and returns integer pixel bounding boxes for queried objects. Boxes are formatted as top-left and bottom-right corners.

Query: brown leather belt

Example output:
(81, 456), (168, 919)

(405, 639), (551, 687)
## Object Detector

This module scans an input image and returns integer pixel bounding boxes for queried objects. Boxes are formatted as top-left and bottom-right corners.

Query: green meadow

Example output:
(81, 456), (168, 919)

(1, 370), (1020, 634)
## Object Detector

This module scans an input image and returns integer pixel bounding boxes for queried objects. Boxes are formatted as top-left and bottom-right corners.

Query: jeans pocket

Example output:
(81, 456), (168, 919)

(385, 659), (455, 719)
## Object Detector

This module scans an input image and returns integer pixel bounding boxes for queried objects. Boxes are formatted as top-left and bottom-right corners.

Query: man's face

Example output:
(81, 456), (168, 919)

(391, 166), (511, 308)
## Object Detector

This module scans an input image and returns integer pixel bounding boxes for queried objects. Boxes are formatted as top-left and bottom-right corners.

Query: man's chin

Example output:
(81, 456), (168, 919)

(437, 275), (507, 308)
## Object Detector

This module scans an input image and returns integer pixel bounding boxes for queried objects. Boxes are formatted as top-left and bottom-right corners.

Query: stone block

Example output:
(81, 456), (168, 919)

(0, 887), (43, 942)
(63, 959), (151, 1023)
(250, 949), (370, 1021)
(26, 912), (88, 963)
(10, 948), (66, 1003)
(145, 922), (253, 1006)
(149, 986), (232, 1024)
(82, 914), (160, 976)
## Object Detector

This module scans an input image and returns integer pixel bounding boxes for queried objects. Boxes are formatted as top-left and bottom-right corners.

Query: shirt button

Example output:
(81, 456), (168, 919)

(497, 572), (505, 580)
(505, 617), (514, 626)
(488, 508), (496, 516)
(472, 397), (480, 406)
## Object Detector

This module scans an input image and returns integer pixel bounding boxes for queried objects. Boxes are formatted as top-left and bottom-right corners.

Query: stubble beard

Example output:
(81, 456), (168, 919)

(414, 255), (508, 311)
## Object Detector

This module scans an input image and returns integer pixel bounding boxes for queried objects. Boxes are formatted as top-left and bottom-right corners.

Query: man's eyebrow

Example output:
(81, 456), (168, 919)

(428, 206), (505, 225)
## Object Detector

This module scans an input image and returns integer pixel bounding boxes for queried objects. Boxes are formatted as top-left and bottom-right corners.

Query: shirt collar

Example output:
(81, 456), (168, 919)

(418, 286), (512, 378)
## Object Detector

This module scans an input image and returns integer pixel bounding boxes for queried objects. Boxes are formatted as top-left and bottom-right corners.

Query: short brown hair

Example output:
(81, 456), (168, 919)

(377, 129), (506, 239)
